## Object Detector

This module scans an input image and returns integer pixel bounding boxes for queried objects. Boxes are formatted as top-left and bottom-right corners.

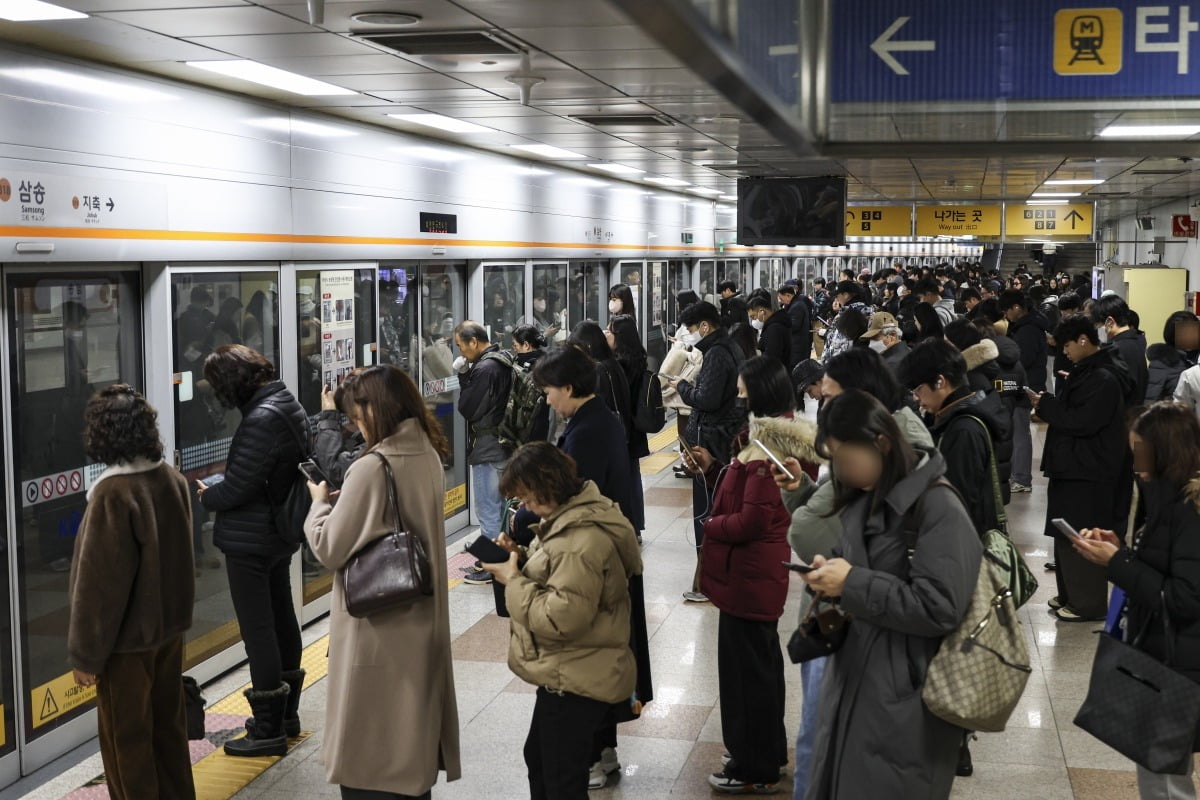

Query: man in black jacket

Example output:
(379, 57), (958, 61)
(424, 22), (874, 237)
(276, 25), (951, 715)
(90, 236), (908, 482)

(749, 295), (791, 368)
(454, 321), (513, 584)
(717, 281), (750, 329)
(1090, 294), (1149, 404)
(667, 301), (746, 603)
(1000, 289), (1051, 497)
(1030, 315), (1131, 622)
(777, 284), (812, 368)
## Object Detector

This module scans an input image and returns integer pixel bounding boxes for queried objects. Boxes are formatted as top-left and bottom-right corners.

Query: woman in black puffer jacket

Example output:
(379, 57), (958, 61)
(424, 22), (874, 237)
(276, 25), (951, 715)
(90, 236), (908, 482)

(198, 344), (308, 758)
(1075, 402), (1200, 797)
(1145, 311), (1199, 403)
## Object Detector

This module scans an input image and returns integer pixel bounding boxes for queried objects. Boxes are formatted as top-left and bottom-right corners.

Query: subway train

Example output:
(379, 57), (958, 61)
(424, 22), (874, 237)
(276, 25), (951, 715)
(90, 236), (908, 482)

(0, 41), (983, 784)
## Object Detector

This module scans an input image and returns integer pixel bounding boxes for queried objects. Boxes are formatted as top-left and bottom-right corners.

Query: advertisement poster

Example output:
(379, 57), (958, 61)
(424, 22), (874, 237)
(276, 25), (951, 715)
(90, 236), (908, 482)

(320, 271), (356, 387)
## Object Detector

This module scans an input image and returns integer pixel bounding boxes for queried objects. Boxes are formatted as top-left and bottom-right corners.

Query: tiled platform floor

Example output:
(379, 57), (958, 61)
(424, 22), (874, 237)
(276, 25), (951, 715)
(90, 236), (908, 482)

(9, 421), (1196, 800)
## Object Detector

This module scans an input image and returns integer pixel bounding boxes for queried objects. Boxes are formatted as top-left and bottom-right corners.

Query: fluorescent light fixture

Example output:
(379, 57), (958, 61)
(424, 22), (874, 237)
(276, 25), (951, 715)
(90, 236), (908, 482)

(398, 146), (471, 162)
(644, 176), (691, 187)
(1031, 192), (1081, 198)
(0, 67), (170, 101)
(0, 0), (85, 21)
(509, 143), (587, 159)
(250, 118), (355, 138)
(505, 165), (553, 176)
(1044, 179), (1105, 186)
(690, 187), (722, 196)
(386, 112), (494, 134)
(565, 176), (606, 187)
(1027, 199), (1068, 205)
(588, 162), (645, 175)
(718, 194), (737, 202)
(185, 60), (356, 96)
(1099, 123), (1200, 138)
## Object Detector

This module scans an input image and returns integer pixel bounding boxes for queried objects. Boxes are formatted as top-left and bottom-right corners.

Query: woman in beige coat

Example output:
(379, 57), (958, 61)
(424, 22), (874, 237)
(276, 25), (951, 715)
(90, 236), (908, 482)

(304, 365), (461, 800)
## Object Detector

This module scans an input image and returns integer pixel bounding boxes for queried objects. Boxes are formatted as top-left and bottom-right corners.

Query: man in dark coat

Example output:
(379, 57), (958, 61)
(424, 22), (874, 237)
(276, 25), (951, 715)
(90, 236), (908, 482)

(777, 284), (812, 367)
(1090, 294), (1149, 405)
(668, 301), (747, 602)
(749, 295), (791, 368)
(717, 281), (750, 329)
(1031, 315), (1131, 622)
(1000, 289), (1051, 496)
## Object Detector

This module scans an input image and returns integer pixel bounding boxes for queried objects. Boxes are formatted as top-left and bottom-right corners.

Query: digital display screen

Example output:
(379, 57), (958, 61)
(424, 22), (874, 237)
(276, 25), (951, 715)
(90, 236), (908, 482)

(737, 176), (846, 247)
(420, 212), (458, 234)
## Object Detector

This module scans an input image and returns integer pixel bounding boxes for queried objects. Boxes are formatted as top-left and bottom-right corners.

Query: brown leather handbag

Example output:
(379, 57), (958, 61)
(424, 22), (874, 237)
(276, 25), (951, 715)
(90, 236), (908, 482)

(339, 453), (433, 618)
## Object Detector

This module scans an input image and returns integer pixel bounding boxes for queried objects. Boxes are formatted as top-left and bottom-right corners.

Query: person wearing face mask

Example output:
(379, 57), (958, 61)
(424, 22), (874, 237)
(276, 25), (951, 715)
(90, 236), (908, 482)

(663, 291), (706, 478)
(608, 284), (637, 323)
(1089, 294), (1148, 405)
(748, 296), (792, 368)
(520, 290), (565, 345)
(859, 312), (909, 373)
(667, 302), (747, 603)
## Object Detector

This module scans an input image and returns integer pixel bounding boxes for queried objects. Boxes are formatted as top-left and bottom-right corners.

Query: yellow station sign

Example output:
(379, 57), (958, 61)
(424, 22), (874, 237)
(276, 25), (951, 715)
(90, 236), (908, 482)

(444, 483), (467, 518)
(1005, 203), (1094, 237)
(915, 205), (1002, 237)
(31, 671), (95, 729)
(844, 206), (912, 237)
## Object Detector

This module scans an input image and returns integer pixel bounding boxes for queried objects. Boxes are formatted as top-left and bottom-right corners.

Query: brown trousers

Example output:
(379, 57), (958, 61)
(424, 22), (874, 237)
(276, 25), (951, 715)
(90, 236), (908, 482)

(96, 635), (196, 800)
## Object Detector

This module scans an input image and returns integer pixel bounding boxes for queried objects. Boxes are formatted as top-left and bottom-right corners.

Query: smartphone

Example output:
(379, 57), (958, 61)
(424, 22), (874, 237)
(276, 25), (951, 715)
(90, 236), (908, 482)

(753, 437), (797, 482)
(1051, 517), (1083, 541)
(1022, 386), (1038, 395)
(298, 459), (328, 485)
(782, 560), (815, 574)
(466, 534), (511, 564)
(197, 473), (225, 489)
(658, 373), (679, 381)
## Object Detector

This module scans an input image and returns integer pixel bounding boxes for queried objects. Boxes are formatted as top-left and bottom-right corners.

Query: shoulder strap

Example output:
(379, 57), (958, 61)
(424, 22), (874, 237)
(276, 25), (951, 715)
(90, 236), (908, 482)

(262, 403), (312, 458)
(372, 452), (405, 533)
(965, 414), (1007, 530)
(902, 478), (966, 563)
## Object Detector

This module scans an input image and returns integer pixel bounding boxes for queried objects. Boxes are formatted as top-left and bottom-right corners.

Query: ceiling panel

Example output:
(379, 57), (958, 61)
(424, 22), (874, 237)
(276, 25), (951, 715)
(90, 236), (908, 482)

(507, 25), (659, 51)
(184, 31), (382, 58)
(0, 17), (223, 62)
(454, 0), (627, 28)
(256, 53), (422, 74)
(361, 87), (500, 102)
(315, 71), (470, 91)
(97, 6), (313, 36)
(555, 49), (682, 70)
(267, 0), (484, 28)
(55, 0), (248, 10)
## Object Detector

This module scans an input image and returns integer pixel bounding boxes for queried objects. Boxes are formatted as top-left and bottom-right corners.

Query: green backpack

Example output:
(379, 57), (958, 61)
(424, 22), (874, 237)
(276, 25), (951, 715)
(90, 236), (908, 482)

(478, 351), (548, 452)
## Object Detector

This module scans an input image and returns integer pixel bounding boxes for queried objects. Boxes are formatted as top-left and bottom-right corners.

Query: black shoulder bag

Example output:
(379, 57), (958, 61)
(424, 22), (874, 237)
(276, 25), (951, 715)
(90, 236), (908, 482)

(262, 404), (313, 547)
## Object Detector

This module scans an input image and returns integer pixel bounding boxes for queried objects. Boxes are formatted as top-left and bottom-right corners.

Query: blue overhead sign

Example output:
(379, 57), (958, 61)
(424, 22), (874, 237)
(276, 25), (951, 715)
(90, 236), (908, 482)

(833, 1), (1200, 102)
(738, 0), (800, 105)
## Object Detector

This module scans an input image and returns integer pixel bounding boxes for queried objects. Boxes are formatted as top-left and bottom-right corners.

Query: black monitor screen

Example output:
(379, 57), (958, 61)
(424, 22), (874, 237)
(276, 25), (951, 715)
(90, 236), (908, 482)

(737, 176), (847, 246)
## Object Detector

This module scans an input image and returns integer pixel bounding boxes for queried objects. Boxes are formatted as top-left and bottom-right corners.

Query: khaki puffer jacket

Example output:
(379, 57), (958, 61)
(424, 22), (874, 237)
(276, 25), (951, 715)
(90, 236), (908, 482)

(504, 481), (643, 704)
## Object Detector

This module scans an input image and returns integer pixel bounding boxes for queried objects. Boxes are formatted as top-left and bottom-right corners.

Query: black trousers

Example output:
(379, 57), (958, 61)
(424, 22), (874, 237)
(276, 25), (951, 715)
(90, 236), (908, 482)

(340, 787), (430, 800)
(718, 612), (787, 783)
(1046, 478), (1116, 619)
(225, 551), (302, 690)
(525, 688), (613, 800)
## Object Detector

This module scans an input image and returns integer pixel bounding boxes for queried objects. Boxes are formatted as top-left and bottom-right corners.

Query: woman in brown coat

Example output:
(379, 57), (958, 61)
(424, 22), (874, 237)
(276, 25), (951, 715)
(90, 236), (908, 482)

(304, 365), (461, 800)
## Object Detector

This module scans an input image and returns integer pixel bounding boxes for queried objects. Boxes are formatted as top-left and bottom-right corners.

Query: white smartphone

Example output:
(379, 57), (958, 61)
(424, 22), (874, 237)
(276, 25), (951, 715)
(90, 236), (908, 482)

(1051, 517), (1083, 541)
(752, 437), (796, 482)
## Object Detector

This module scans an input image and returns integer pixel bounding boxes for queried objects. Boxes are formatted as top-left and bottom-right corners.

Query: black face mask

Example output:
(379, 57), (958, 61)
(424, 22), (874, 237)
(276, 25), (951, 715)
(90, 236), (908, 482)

(734, 397), (747, 412)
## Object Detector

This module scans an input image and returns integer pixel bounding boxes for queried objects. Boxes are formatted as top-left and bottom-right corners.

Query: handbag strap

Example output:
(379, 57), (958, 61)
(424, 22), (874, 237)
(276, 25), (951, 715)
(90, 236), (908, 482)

(1131, 590), (1175, 665)
(262, 403), (313, 458)
(371, 452), (405, 534)
(934, 413), (1005, 531)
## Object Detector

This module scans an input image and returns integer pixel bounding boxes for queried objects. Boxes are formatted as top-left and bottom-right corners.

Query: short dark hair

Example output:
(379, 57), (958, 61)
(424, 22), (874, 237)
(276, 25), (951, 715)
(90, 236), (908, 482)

(204, 344), (276, 409)
(532, 344), (598, 397)
(835, 307), (870, 339)
(776, 284), (797, 297)
(944, 318), (982, 352)
(974, 297), (1003, 323)
(676, 289), (700, 309)
(813, 277), (826, 287)
(500, 442), (585, 506)
(747, 296), (773, 312)
(915, 278), (941, 298)
(1132, 402), (1200, 491)
(898, 338), (968, 390)
(834, 280), (859, 299)
(997, 290), (1029, 312)
(511, 324), (547, 349)
(959, 287), (981, 304)
(1057, 291), (1082, 313)
(84, 384), (163, 464)
(454, 321), (489, 344)
(717, 280), (738, 294)
(740, 356), (795, 417)
(825, 348), (904, 412)
(568, 320), (614, 361)
(1090, 294), (1133, 327)
(1164, 310), (1199, 348)
(817, 389), (917, 516)
(679, 301), (722, 328)
(1055, 313), (1099, 346)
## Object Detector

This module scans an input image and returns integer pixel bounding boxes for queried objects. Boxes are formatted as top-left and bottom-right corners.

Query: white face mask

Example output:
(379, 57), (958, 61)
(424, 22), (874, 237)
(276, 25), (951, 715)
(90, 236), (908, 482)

(608, 299), (622, 314)
(1096, 325), (1109, 344)
(681, 330), (701, 347)
(868, 338), (887, 354)
(751, 318), (764, 331)
(533, 299), (547, 313)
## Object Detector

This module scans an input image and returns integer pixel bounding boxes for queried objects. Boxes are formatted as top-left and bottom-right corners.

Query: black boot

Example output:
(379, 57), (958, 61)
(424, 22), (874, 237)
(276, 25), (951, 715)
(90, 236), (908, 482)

(245, 668), (304, 738)
(225, 683), (289, 757)
(956, 732), (977, 777)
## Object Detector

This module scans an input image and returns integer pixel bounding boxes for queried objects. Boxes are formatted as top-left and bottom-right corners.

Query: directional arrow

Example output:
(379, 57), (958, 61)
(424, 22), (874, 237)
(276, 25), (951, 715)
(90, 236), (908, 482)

(1064, 209), (1084, 230)
(106, 197), (114, 212)
(871, 17), (936, 76)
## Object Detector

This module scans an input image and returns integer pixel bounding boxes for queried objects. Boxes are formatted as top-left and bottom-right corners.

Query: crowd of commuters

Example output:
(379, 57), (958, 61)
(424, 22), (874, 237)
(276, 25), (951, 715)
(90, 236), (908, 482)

(61, 257), (1200, 800)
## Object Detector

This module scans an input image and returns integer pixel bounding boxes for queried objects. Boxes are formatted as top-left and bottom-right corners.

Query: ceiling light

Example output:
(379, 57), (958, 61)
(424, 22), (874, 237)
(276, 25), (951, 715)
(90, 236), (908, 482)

(386, 112), (494, 134)
(349, 11), (421, 25)
(397, 146), (471, 162)
(690, 187), (722, 196)
(0, 0), (85, 20)
(644, 177), (691, 187)
(509, 143), (586, 159)
(1031, 192), (1081, 198)
(250, 118), (355, 138)
(718, 194), (737, 202)
(588, 162), (644, 175)
(565, 177), (606, 187)
(1027, 199), (1069, 205)
(505, 165), (553, 176)
(185, 60), (356, 96)
(0, 67), (168, 101)
(1099, 124), (1200, 138)
(1044, 179), (1105, 186)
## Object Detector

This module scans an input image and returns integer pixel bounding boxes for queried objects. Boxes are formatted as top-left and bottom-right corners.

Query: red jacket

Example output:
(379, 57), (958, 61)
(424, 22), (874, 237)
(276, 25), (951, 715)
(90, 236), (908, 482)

(700, 430), (794, 621)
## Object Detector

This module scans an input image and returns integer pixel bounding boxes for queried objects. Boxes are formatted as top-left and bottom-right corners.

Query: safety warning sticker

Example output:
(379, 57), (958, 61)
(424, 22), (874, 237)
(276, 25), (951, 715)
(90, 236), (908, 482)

(31, 672), (95, 729)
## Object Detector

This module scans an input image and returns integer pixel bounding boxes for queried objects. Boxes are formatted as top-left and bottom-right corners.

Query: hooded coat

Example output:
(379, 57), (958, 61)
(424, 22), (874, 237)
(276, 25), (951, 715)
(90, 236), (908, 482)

(757, 307), (793, 368)
(959, 341), (1016, 496)
(991, 332), (1030, 411)
(505, 481), (643, 704)
(930, 386), (1010, 537)
(1009, 310), (1052, 391)
(677, 328), (747, 462)
(1037, 346), (1131, 483)
(786, 295), (813, 367)
(805, 450), (982, 800)
(1145, 343), (1190, 404)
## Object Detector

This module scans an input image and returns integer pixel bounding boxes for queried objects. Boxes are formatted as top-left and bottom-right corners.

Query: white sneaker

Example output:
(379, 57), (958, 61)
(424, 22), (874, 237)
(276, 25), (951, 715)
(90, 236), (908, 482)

(588, 747), (621, 789)
(1009, 481), (1032, 494)
(682, 591), (710, 603)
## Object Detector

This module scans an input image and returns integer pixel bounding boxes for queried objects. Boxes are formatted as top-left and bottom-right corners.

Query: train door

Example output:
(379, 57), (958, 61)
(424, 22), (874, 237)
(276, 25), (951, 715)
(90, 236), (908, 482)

(567, 260), (605, 329)
(665, 260), (691, 335)
(695, 259), (717, 304)
(530, 261), (569, 345)
(644, 261), (668, 373)
(479, 263), (525, 349)
(4, 267), (142, 776)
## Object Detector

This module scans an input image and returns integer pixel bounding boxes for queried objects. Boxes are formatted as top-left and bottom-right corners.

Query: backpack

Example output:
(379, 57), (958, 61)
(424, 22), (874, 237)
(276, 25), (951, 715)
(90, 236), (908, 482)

(261, 404), (313, 547)
(632, 368), (666, 434)
(480, 351), (548, 451)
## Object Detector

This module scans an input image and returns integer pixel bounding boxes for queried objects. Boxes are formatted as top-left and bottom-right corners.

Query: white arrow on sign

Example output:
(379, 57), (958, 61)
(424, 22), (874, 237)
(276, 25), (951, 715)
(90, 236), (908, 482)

(871, 16), (936, 76)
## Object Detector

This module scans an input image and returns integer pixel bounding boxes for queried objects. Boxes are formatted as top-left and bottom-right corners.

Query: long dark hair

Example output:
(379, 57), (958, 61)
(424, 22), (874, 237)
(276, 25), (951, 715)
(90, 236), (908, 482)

(608, 283), (636, 319)
(608, 314), (645, 365)
(569, 320), (614, 361)
(913, 303), (944, 339)
(740, 356), (795, 417)
(1131, 402), (1200, 492)
(817, 389), (917, 515)
(824, 348), (904, 412)
(339, 365), (451, 459)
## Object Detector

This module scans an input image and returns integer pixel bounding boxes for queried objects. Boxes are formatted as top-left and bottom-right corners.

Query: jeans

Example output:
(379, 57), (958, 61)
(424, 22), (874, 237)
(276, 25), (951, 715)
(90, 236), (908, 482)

(793, 656), (828, 800)
(1136, 762), (1196, 800)
(1011, 405), (1033, 486)
(471, 460), (506, 540)
(525, 689), (613, 800)
(225, 552), (302, 690)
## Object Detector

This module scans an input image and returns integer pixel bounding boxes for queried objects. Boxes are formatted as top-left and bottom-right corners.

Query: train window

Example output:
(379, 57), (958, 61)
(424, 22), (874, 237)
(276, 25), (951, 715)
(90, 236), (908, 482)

(527, 263), (568, 345)
(418, 263), (469, 523)
(616, 261), (644, 325)
(482, 264), (524, 348)
(666, 260), (691, 334)
(9, 270), (142, 742)
(378, 265), (417, 376)
(568, 261), (604, 328)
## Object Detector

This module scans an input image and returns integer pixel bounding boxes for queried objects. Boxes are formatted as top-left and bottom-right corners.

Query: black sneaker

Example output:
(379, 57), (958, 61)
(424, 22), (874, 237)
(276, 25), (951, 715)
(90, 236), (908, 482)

(463, 568), (493, 585)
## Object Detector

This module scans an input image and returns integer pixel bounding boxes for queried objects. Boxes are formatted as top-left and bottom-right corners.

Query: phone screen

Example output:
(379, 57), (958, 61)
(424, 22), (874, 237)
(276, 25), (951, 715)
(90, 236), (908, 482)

(752, 437), (796, 481)
(298, 460), (327, 485)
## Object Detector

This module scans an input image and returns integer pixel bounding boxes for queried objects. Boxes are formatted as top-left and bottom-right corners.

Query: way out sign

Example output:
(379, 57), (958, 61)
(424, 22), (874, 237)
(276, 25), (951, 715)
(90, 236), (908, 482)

(1005, 203), (1094, 237)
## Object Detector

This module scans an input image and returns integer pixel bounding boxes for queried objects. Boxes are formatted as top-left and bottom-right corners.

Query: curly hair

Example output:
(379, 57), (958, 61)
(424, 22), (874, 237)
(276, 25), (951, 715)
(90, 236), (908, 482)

(83, 384), (163, 464)
(203, 344), (276, 409)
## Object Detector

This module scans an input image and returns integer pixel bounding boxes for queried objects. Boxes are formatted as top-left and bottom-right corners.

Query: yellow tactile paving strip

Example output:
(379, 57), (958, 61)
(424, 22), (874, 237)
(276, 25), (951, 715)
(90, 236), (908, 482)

(640, 453), (679, 475)
(647, 424), (680, 454)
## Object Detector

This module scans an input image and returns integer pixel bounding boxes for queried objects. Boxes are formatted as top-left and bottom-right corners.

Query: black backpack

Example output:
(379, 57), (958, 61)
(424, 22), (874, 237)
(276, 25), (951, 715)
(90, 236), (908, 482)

(632, 368), (666, 434)
(480, 351), (549, 451)
(262, 404), (313, 547)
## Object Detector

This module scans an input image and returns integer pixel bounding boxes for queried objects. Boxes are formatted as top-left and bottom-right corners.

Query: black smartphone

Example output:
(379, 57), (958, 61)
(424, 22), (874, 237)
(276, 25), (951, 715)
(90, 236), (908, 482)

(782, 560), (815, 574)
(298, 459), (328, 485)
(467, 535), (511, 564)
(197, 473), (225, 489)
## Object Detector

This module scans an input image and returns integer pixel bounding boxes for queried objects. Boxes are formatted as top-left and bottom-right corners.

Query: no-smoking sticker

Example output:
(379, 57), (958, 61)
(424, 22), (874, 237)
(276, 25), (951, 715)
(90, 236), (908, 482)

(23, 467), (89, 508)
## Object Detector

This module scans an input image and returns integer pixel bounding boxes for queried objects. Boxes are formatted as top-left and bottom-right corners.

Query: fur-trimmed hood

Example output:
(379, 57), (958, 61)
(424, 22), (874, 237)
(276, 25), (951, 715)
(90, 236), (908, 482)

(736, 414), (823, 466)
(86, 458), (166, 501)
(1187, 476), (1200, 513)
(961, 338), (999, 372)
